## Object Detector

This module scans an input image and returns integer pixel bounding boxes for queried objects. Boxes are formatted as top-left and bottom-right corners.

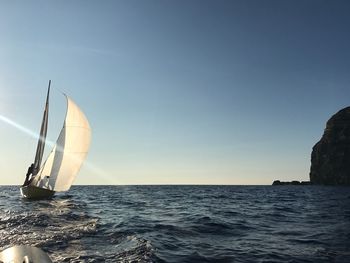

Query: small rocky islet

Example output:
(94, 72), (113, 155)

(272, 180), (312, 186)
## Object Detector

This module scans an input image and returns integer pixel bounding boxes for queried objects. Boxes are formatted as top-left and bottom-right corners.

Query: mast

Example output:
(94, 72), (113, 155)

(33, 80), (51, 175)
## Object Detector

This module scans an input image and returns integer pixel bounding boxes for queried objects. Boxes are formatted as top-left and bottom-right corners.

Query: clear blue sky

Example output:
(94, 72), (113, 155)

(0, 0), (349, 185)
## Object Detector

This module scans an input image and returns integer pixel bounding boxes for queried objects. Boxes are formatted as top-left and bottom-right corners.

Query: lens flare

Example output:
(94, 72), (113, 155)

(0, 114), (55, 147)
(0, 114), (114, 184)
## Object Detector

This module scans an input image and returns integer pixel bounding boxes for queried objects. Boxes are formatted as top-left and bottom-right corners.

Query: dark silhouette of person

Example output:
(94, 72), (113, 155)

(23, 163), (34, 186)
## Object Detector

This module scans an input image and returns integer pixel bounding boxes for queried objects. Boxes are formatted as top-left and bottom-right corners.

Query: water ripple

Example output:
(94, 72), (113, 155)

(0, 185), (350, 262)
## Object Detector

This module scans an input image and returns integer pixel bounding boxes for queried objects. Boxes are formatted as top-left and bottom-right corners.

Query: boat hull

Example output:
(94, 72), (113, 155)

(20, 185), (55, 199)
(0, 245), (52, 263)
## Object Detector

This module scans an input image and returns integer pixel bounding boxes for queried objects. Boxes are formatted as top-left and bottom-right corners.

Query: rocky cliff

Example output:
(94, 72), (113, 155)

(310, 107), (350, 185)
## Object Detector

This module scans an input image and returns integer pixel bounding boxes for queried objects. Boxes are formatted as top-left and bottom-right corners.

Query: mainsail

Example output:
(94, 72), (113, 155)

(33, 81), (50, 175)
(31, 95), (91, 192)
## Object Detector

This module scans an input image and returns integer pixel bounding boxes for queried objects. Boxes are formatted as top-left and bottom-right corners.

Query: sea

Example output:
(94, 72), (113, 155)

(0, 185), (350, 263)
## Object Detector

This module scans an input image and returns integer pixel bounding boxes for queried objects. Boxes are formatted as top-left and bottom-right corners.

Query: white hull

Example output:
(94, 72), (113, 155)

(0, 246), (52, 263)
(20, 185), (55, 199)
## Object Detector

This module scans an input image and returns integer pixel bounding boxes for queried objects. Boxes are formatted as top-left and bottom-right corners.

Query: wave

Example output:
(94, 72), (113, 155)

(1, 185), (350, 262)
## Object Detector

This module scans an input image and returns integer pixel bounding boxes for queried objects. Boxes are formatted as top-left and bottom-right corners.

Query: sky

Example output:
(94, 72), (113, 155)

(0, 0), (350, 185)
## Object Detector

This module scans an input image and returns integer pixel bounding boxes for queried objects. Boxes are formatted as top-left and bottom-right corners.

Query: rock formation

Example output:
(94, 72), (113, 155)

(310, 107), (350, 185)
(272, 180), (311, 185)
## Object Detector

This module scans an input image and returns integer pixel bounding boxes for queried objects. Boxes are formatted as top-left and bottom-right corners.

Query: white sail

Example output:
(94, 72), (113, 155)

(32, 96), (91, 192)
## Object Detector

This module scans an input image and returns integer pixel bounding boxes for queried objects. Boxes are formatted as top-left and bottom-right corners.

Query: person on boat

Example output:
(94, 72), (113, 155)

(23, 163), (34, 186)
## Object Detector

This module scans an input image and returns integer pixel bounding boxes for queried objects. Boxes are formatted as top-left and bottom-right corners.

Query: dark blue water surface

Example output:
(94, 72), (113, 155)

(0, 185), (350, 262)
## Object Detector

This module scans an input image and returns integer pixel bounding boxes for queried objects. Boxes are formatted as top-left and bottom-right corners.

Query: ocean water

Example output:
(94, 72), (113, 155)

(0, 185), (350, 263)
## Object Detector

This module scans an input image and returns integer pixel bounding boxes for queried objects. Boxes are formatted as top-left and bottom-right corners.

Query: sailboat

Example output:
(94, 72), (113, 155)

(20, 80), (91, 199)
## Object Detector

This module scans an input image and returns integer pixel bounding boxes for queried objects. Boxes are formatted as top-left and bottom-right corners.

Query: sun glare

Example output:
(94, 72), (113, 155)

(0, 114), (115, 184)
